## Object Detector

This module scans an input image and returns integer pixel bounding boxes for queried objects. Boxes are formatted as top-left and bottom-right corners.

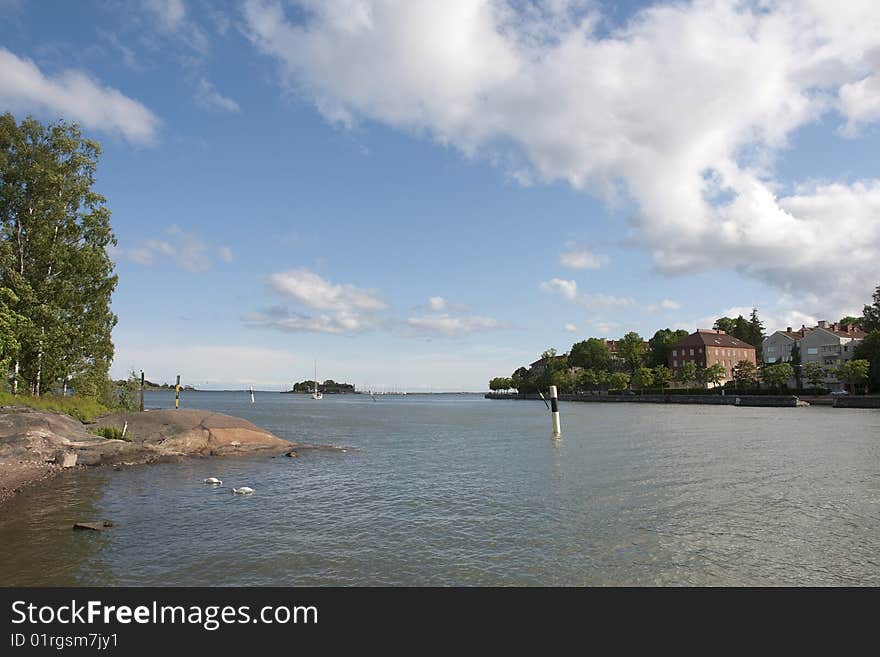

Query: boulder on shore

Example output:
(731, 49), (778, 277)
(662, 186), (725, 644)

(0, 407), (294, 504)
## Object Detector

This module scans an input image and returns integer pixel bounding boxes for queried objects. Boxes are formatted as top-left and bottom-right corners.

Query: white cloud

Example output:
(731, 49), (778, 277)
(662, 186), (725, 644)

(269, 268), (387, 312)
(143, 0), (187, 33)
(250, 269), (388, 335)
(427, 296), (447, 311)
(560, 246), (607, 270)
(539, 278), (578, 301)
(0, 47), (160, 144)
(646, 298), (682, 313)
(114, 225), (229, 272)
(242, 0), (880, 312)
(243, 306), (383, 335)
(539, 278), (633, 308)
(406, 314), (501, 337)
(564, 322), (577, 332)
(195, 78), (241, 113)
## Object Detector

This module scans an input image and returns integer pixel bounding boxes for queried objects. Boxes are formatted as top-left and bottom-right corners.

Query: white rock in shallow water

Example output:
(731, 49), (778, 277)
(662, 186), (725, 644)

(204, 477), (222, 485)
(232, 487), (254, 495)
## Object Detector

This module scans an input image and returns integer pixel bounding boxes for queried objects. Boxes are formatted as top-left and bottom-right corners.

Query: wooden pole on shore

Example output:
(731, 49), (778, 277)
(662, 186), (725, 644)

(549, 385), (561, 437)
(139, 370), (145, 412)
(175, 374), (181, 410)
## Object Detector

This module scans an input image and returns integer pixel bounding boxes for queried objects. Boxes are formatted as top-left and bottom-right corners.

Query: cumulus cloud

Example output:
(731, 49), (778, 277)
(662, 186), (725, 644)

(269, 268), (387, 312)
(564, 322), (578, 332)
(0, 47), (160, 144)
(246, 269), (388, 335)
(242, 0), (880, 313)
(427, 296), (447, 311)
(560, 246), (607, 270)
(539, 278), (633, 308)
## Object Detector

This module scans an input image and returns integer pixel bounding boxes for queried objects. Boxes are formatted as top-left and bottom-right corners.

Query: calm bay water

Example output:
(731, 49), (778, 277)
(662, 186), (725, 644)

(1, 391), (878, 586)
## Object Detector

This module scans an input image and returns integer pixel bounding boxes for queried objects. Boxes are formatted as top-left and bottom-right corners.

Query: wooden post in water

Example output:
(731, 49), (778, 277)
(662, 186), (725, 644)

(175, 374), (181, 410)
(139, 370), (145, 412)
(549, 385), (561, 437)
(250, 385), (255, 404)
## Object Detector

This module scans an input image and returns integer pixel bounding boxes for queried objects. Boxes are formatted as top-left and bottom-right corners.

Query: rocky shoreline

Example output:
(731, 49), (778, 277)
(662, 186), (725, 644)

(0, 406), (297, 505)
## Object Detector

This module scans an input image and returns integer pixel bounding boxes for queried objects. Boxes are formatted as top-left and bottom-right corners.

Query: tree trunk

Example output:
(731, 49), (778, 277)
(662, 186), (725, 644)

(11, 360), (18, 395)
(34, 331), (43, 397)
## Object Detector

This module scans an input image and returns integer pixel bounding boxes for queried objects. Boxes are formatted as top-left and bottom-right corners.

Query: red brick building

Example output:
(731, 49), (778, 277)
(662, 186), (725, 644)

(669, 329), (757, 386)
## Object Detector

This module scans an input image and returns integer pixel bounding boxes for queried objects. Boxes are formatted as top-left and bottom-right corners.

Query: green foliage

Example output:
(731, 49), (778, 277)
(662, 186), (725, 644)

(701, 362), (727, 387)
(577, 368), (607, 391)
(732, 360), (759, 387)
(489, 377), (513, 392)
(862, 286), (880, 333)
(647, 329), (688, 368)
(652, 364), (672, 389)
(853, 331), (880, 393)
(568, 338), (611, 371)
(834, 359), (870, 393)
(541, 348), (557, 359)
(290, 379), (355, 393)
(89, 425), (124, 440)
(618, 331), (646, 374)
(608, 372), (630, 390)
(0, 114), (118, 397)
(0, 391), (109, 422)
(763, 363), (794, 389)
(838, 316), (863, 330)
(676, 361), (697, 386)
(747, 308), (765, 352)
(631, 366), (654, 390)
(802, 362), (827, 388)
(510, 367), (533, 393)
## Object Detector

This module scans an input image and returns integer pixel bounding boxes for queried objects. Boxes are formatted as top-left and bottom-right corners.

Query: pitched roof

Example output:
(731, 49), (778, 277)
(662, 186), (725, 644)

(529, 355), (568, 368)
(674, 329), (757, 350)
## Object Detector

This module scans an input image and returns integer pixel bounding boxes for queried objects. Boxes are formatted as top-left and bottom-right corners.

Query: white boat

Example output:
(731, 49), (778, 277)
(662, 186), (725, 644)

(311, 361), (323, 400)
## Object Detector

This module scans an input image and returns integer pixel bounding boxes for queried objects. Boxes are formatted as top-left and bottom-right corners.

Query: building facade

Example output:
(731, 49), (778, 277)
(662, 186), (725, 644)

(763, 326), (812, 365)
(669, 329), (757, 387)
(797, 321), (866, 389)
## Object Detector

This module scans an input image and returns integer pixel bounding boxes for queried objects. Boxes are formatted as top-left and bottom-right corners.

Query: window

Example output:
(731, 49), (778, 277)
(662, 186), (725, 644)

(672, 350), (677, 357)
(673, 360), (678, 368)
(807, 347), (818, 355)
(690, 349), (694, 356)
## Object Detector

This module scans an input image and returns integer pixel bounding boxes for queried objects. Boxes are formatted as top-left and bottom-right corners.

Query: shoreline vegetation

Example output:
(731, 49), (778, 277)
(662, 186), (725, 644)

(489, 288), (880, 399)
(485, 391), (880, 408)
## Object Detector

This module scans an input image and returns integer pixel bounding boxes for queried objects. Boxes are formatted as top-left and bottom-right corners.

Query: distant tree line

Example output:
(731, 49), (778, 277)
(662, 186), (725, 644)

(289, 379), (356, 394)
(490, 299), (880, 395)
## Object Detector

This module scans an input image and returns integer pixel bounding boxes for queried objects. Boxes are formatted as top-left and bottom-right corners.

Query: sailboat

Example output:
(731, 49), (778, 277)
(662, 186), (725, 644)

(311, 361), (323, 400)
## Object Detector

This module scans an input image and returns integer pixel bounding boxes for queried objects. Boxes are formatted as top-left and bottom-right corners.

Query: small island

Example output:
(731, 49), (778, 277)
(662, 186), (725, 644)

(284, 379), (356, 394)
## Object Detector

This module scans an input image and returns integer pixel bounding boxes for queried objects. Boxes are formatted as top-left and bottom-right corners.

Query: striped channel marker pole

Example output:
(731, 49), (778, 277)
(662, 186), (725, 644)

(175, 374), (181, 410)
(549, 385), (561, 437)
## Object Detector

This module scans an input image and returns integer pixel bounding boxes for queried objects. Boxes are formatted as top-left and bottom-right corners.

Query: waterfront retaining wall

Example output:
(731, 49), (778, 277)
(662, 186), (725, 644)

(484, 392), (801, 407)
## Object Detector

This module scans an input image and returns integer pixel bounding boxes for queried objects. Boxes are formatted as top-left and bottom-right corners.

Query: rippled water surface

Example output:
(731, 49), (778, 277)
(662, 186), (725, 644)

(1, 391), (878, 586)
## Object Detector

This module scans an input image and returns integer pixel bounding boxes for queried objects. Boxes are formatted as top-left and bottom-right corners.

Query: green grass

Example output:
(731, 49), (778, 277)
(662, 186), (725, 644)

(0, 392), (111, 423)
(88, 425), (125, 440)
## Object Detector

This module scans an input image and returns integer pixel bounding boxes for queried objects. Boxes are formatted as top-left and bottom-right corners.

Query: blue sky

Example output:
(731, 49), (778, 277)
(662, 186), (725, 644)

(2, 0), (879, 390)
